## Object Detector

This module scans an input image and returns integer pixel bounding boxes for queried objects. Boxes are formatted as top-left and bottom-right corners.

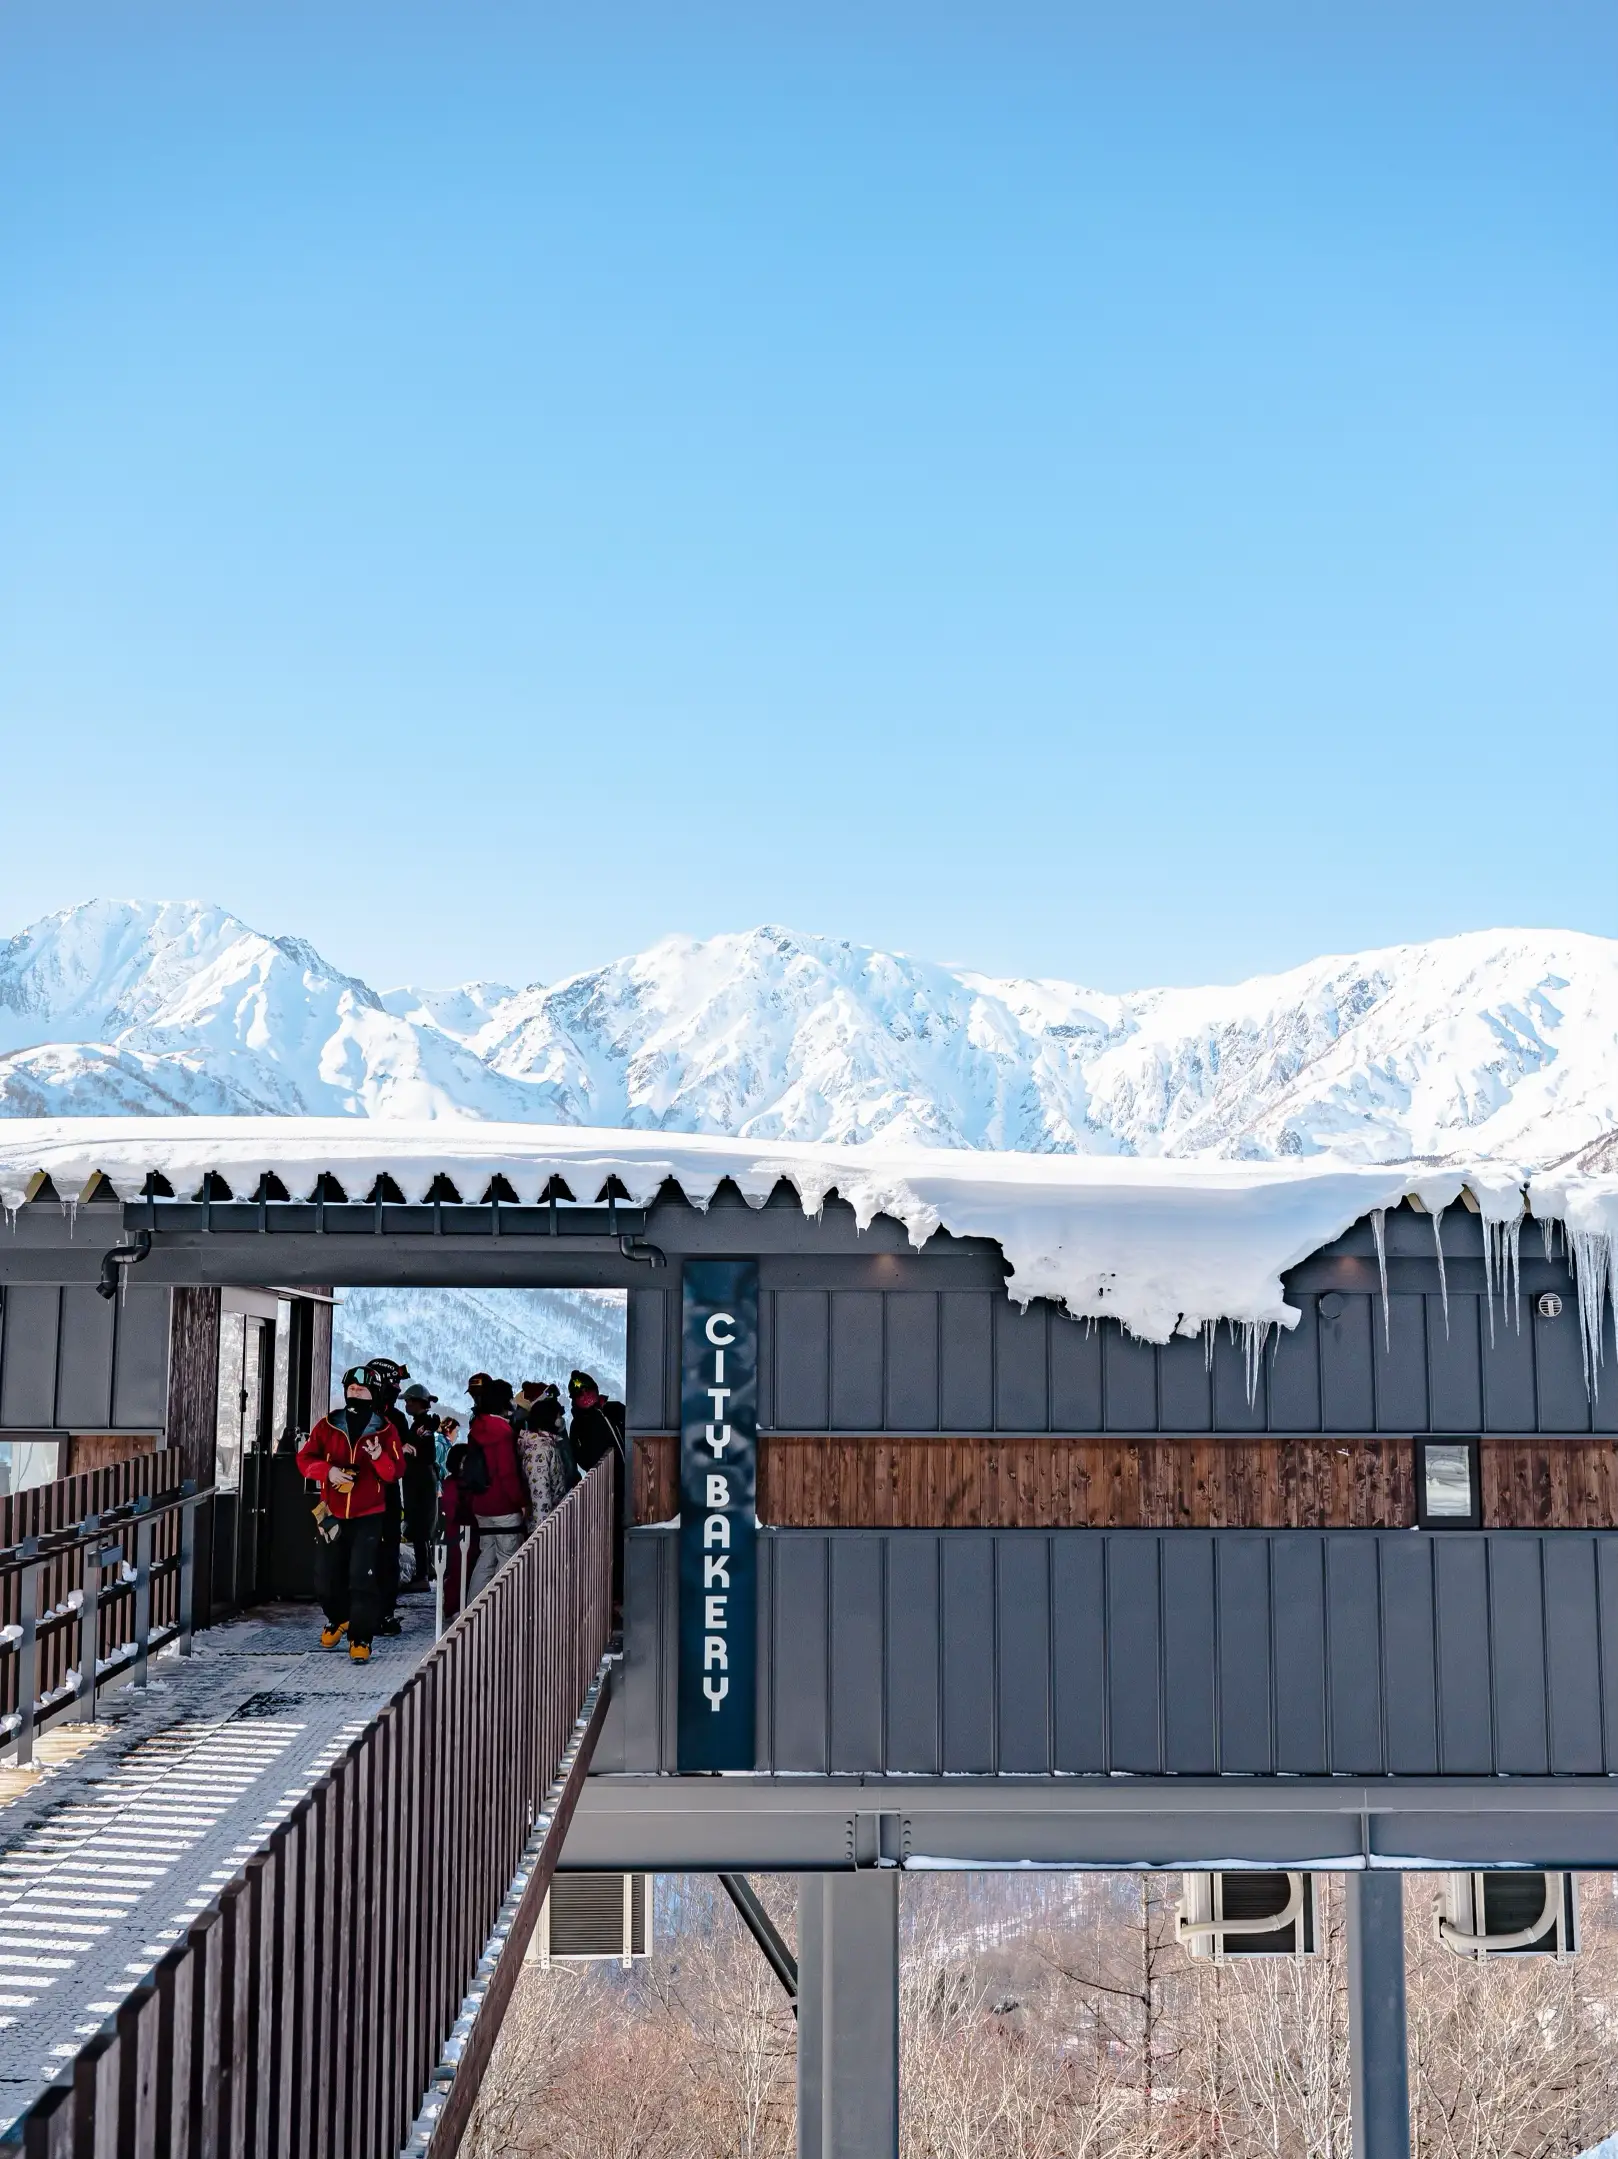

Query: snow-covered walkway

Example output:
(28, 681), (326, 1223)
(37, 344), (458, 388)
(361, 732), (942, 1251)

(0, 1596), (435, 2132)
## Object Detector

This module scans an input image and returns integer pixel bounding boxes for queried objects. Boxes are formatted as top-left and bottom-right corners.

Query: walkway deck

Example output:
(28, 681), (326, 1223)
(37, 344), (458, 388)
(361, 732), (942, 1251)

(0, 1595), (437, 2132)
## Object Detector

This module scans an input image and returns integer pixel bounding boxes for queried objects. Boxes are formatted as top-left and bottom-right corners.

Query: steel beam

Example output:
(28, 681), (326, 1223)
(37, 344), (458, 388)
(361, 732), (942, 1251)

(1347, 1871), (1410, 2159)
(565, 1773), (1618, 1873)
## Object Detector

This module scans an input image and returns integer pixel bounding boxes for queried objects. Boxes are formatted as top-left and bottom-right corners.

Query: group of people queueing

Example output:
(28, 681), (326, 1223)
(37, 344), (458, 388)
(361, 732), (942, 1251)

(296, 1358), (625, 1661)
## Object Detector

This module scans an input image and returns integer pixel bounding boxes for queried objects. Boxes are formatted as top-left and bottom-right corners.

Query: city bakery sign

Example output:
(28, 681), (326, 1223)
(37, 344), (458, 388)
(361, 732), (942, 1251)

(677, 1259), (758, 1771)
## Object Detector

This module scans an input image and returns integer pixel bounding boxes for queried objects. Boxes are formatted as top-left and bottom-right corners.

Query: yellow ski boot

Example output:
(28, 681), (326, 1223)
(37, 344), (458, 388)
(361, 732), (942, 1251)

(349, 1641), (372, 1664)
(319, 1620), (348, 1649)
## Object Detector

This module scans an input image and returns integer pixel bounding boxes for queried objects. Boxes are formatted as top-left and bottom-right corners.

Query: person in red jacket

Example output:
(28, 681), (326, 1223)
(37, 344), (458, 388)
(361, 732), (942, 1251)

(297, 1366), (406, 1660)
(462, 1374), (530, 1601)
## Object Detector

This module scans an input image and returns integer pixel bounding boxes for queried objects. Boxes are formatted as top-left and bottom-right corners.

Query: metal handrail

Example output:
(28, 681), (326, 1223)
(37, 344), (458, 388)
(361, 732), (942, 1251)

(0, 1478), (210, 1581)
(0, 1481), (211, 1763)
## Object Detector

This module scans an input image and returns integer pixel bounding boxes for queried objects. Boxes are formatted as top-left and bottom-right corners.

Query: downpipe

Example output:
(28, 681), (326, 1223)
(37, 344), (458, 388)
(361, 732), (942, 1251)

(95, 1228), (152, 1301)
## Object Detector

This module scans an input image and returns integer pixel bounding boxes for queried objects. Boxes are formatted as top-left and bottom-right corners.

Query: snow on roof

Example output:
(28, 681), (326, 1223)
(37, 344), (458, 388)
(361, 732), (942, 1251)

(3, 1117), (1614, 1367)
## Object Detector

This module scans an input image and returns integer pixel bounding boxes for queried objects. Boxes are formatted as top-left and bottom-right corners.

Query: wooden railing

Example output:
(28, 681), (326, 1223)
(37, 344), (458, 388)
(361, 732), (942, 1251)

(1, 1462), (616, 2159)
(0, 1453), (192, 1733)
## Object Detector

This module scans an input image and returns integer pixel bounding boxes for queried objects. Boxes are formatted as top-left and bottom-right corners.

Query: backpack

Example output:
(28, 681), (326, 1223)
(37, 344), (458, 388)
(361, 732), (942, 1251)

(457, 1438), (491, 1498)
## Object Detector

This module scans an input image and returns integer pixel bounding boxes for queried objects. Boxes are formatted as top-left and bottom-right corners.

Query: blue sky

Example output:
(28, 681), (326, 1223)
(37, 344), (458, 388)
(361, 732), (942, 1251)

(1, 4), (1613, 993)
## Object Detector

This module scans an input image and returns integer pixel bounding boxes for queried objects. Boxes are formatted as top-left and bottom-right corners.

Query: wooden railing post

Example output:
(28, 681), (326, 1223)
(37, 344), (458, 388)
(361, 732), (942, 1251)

(14, 1542), (40, 1767)
(133, 1505), (154, 1693)
(77, 1515), (102, 1724)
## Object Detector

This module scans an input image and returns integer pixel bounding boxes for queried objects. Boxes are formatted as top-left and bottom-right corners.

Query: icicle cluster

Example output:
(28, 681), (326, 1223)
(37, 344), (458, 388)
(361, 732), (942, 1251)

(1563, 1228), (1615, 1399)
(1480, 1211), (1524, 1346)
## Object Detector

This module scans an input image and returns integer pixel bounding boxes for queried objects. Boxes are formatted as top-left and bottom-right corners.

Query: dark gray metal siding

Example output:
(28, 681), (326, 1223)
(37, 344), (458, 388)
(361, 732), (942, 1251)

(0, 1283), (170, 1430)
(614, 1524), (1618, 1777)
(626, 1207), (1612, 1437)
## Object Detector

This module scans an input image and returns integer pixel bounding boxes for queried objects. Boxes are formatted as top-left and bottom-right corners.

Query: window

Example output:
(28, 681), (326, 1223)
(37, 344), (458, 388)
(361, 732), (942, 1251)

(1416, 1436), (1481, 1529)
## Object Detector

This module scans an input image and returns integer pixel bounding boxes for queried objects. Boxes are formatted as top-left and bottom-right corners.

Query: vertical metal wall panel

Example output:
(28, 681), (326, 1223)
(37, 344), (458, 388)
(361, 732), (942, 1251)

(993, 1301), (1049, 1433)
(1212, 1330), (1268, 1433)
(53, 1286), (115, 1428)
(831, 1295), (885, 1432)
(884, 1536), (940, 1771)
(1268, 1299), (1322, 1432)
(1215, 1536), (1273, 1772)
(1427, 1295), (1483, 1432)
(1050, 1537), (1107, 1771)
(110, 1285), (170, 1429)
(884, 1295), (940, 1431)
(756, 1290), (775, 1431)
(1599, 1542), (1618, 1764)
(626, 1287), (670, 1433)
(1379, 1538), (1438, 1774)
(1160, 1535), (1217, 1773)
(1270, 1536), (1328, 1772)
(1105, 1537), (1162, 1771)
(1482, 1314), (1536, 1430)
(618, 1534), (669, 1771)
(829, 1538), (886, 1772)
(1318, 1299), (1375, 1432)
(994, 1535), (1051, 1772)
(1542, 1536), (1603, 1772)
(0, 1284), (60, 1428)
(771, 1536), (830, 1772)
(1158, 1337), (1212, 1433)
(939, 1295), (994, 1432)
(1103, 1332), (1157, 1433)
(1433, 1537), (1494, 1774)
(1374, 1296), (1429, 1432)
(940, 1537), (996, 1772)
(1488, 1539), (1549, 1773)
(1596, 1357), (1618, 1435)
(1534, 1304), (1592, 1432)
(1325, 1538), (1385, 1772)
(754, 1532), (773, 1774)
(1049, 1313), (1103, 1432)
(774, 1291), (830, 1431)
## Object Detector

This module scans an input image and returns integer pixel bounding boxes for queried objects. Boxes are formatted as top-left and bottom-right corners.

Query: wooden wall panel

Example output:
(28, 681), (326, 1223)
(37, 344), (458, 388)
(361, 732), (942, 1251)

(166, 1285), (221, 1484)
(632, 1431), (1618, 1530)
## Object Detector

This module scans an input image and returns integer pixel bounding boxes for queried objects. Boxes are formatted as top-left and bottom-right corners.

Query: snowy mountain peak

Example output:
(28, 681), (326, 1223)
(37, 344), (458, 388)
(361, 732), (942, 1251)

(0, 899), (1612, 1168)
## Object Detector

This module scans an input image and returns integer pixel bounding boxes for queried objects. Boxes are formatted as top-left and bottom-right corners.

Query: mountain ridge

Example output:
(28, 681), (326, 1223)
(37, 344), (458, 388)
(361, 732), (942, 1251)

(0, 899), (1613, 1168)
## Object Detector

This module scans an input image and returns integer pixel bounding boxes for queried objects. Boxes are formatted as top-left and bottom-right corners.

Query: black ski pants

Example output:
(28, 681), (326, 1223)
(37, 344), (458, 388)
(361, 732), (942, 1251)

(318, 1515), (385, 1647)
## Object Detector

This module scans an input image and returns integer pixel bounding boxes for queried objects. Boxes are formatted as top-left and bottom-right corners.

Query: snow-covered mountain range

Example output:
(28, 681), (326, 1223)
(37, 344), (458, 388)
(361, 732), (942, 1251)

(1, 898), (1613, 1169)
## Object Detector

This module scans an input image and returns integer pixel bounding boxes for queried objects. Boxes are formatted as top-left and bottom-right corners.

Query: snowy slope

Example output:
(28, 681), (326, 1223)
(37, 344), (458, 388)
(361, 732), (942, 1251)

(332, 1285), (625, 1420)
(0, 900), (1614, 1170)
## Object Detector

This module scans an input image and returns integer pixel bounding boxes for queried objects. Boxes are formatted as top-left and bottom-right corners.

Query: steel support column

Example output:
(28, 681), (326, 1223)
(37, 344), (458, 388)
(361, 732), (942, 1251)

(797, 1879), (823, 2159)
(799, 1874), (899, 2159)
(1347, 1872), (1410, 2159)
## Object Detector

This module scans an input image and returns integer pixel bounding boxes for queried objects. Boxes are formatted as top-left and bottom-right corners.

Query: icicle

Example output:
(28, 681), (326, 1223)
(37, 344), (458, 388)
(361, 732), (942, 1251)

(1240, 1319), (1272, 1408)
(1370, 1208), (1390, 1351)
(1203, 1319), (1216, 1373)
(1430, 1205), (1450, 1339)
(1500, 1215), (1523, 1334)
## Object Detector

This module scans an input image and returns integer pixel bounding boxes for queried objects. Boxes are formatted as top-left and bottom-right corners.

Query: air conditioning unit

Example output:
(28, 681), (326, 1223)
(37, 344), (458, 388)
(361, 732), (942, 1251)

(1176, 1872), (1318, 1960)
(529, 1872), (654, 1968)
(1435, 1872), (1578, 1961)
